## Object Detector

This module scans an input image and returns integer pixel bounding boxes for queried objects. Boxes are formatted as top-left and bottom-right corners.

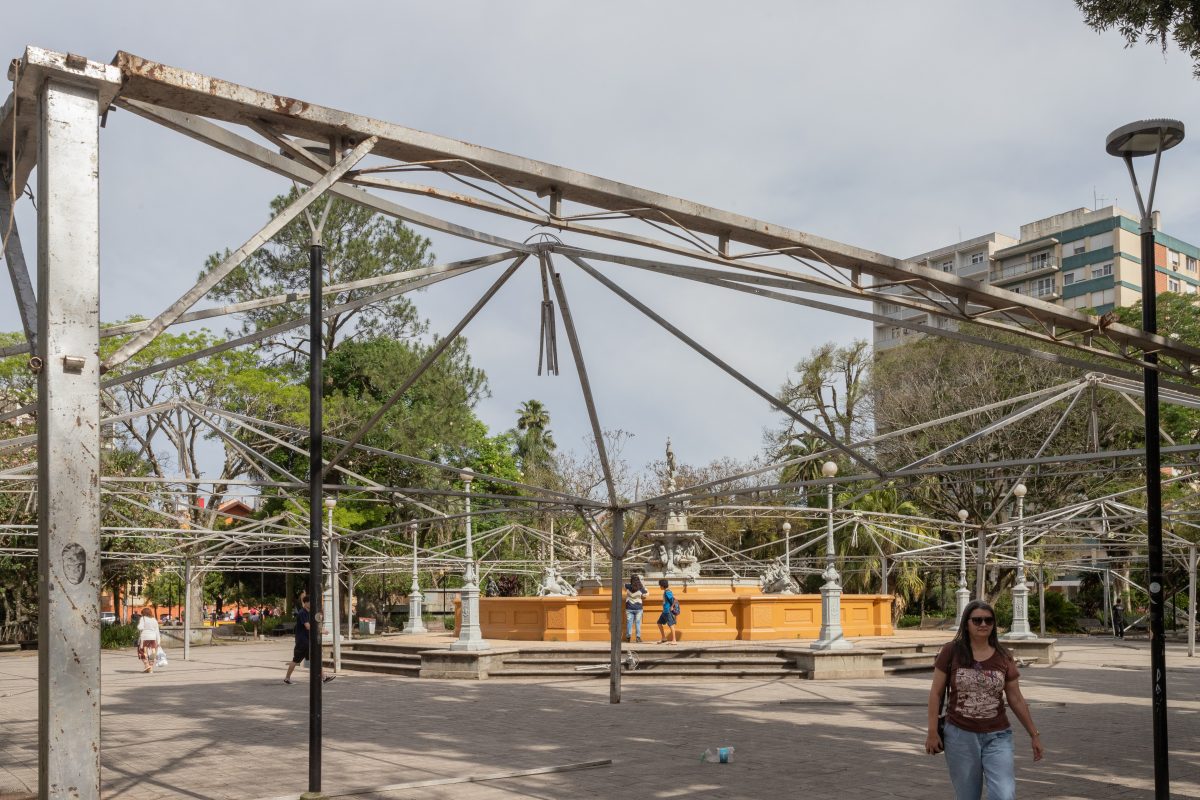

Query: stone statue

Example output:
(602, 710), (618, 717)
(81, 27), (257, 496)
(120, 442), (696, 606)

(759, 557), (799, 594)
(666, 437), (678, 491)
(537, 565), (577, 597)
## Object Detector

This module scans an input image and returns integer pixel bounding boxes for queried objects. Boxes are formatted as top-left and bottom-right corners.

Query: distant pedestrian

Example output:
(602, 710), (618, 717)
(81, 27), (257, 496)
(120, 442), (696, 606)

(137, 607), (160, 674)
(625, 575), (648, 642)
(284, 594), (334, 685)
(656, 578), (679, 644)
(1112, 598), (1126, 639)
(925, 600), (1043, 799)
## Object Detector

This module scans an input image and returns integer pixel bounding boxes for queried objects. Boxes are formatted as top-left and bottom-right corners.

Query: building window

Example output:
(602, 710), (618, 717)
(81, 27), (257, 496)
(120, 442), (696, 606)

(1170, 251), (1180, 269)
(1093, 262), (1113, 278)
(970, 252), (985, 265)
(129, 579), (143, 597)
(1030, 252), (1049, 269)
(1073, 245), (1085, 255)
(1188, 256), (1198, 272)
(941, 260), (954, 272)
(1011, 285), (1022, 295)
(1033, 277), (1055, 298)
(1092, 288), (1115, 306)
(1169, 278), (1181, 292)
(1066, 295), (1090, 310)
(1062, 270), (1078, 286)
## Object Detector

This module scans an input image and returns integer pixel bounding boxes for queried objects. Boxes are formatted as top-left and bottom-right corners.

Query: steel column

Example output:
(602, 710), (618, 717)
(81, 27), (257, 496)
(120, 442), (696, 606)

(1188, 545), (1196, 658)
(36, 76), (103, 800)
(307, 241), (325, 797)
(1140, 219), (1170, 796)
(609, 509), (624, 704)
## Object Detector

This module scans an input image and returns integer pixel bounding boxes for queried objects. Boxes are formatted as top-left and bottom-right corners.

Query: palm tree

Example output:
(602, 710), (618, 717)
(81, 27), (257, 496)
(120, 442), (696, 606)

(514, 400), (556, 478)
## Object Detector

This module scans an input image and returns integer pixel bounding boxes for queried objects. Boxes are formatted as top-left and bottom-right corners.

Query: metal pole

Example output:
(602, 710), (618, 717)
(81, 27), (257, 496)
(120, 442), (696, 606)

(346, 570), (354, 642)
(404, 523), (427, 634)
(609, 509), (624, 704)
(1189, 545), (1196, 658)
(183, 559), (192, 662)
(451, 472), (486, 650)
(783, 521), (791, 581)
(1038, 565), (1046, 639)
(1005, 485), (1034, 640)
(1137, 194), (1170, 796)
(1104, 568), (1113, 635)
(814, 463), (850, 650)
(977, 526), (987, 602)
(36, 73), (107, 800)
(329, 502), (340, 674)
(956, 510), (970, 627)
(307, 239), (325, 796)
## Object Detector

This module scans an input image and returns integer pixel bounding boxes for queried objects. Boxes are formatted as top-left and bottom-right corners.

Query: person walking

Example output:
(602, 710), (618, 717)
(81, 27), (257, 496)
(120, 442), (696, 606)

(1112, 597), (1126, 639)
(656, 579), (679, 644)
(625, 575), (648, 642)
(925, 600), (1043, 799)
(136, 607), (160, 674)
(284, 594), (335, 685)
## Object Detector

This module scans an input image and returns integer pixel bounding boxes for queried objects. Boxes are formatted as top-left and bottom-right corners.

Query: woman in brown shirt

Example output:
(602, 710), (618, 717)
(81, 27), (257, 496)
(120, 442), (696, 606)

(925, 600), (1044, 799)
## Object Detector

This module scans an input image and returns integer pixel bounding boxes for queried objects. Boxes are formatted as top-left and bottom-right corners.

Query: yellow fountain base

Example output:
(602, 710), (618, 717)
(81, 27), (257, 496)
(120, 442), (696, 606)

(455, 582), (894, 642)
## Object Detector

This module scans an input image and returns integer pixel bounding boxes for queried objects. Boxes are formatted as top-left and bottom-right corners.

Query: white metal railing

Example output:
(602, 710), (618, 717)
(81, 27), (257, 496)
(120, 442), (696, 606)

(991, 257), (1057, 282)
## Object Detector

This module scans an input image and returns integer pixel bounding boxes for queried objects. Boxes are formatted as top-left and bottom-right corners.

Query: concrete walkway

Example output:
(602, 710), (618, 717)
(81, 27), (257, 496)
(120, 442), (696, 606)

(1, 636), (1199, 799)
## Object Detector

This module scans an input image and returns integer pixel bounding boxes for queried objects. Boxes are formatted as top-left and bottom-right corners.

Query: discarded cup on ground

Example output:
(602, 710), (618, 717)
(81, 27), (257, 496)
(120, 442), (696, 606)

(701, 747), (734, 763)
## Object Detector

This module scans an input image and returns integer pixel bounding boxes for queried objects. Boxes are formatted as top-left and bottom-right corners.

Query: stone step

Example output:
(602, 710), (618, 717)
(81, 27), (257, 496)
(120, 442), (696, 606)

(497, 647), (802, 661)
(882, 652), (937, 674)
(491, 666), (809, 680)
(323, 657), (420, 678)
(338, 642), (429, 655)
(507, 655), (792, 668)
(328, 650), (421, 665)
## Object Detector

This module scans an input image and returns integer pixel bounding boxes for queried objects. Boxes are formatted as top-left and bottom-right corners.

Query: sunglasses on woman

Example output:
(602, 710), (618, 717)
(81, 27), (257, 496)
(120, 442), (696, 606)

(969, 616), (995, 626)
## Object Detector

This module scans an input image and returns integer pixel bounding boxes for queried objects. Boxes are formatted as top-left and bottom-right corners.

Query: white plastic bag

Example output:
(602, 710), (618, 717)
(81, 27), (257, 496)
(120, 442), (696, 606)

(155, 647), (168, 668)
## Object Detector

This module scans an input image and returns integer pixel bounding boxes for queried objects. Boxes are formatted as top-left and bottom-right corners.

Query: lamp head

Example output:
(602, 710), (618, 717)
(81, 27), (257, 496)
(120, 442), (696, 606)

(459, 469), (475, 484)
(1013, 483), (1027, 498)
(1106, 119), (1185, 158)
(323, 496), (337, 510)
(821, 461), (839, 478)
(957, 509), (969, 523)
(781, 521), (791, 532)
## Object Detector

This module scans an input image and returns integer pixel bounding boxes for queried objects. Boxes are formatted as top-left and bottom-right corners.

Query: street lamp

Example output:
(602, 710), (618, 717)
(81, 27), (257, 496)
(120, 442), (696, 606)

(955, 509), (970, 627)
(403, 523), (428, 634)
(782, 521), (793, 593)
(324, 496), (340, 672)
(451, 469), (488, 651)
(1107, 118), (1184, 799)
(813, 461), (851, 650)
(1003, 484), (1035, 640)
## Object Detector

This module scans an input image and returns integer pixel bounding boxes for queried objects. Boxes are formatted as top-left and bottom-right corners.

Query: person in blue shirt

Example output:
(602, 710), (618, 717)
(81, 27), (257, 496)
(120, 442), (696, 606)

(284, 594), (335, 685)
(656, 578), (679, 644)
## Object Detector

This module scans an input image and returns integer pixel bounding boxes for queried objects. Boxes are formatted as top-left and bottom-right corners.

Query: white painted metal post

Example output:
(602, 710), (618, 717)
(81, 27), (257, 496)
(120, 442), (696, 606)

(451, 470), (487, 650)
(1004, 484), (1035, 640)
(403, 523), (427, 634)
(346, 570), (354, 642)
(183, 559), (192, 661)
(813, 462), (851, 650)
(1189, 545), (1196, 658)
(35, 66), (111, 800)
(955, 510), (970, 627)
(327, 498), (340, 673)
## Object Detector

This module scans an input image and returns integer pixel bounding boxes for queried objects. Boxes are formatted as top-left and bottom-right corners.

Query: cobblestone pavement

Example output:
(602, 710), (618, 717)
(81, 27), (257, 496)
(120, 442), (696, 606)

(2, 636), (1199, 799)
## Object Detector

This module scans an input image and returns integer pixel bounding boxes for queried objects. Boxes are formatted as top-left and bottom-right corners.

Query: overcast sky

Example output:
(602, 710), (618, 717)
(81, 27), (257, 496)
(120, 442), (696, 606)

(3, 2), (1199, 482)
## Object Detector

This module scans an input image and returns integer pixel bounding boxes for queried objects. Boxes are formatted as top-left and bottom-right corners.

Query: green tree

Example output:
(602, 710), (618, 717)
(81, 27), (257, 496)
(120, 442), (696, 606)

(512, 399), (557, 482)
(201, 191), (434, 363)
(1076, 0), (1200, 77)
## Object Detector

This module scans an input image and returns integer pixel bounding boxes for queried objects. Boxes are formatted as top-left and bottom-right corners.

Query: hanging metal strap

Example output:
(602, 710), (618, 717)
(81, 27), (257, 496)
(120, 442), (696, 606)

(537, 250), (559, 376)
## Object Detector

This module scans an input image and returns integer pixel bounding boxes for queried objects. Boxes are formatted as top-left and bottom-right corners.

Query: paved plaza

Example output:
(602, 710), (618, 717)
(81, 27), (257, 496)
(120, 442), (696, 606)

(2, 635), (1199, 799)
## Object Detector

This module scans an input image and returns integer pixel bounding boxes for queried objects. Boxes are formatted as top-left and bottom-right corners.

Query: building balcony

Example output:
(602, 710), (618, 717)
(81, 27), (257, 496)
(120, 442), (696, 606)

(991, 257), (1058, 283)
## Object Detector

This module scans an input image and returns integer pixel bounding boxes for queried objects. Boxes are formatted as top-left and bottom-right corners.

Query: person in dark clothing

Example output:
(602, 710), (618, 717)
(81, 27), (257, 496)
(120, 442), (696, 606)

(1112, 597), (1126, 639)
(284, 595), (335, 685)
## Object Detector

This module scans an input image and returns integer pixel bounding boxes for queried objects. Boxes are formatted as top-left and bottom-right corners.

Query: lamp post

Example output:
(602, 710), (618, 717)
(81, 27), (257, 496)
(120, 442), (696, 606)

(325, 496), (340, 672)
(813, 461), (851, 650)
(955, 509), (970, 627)
(451, 469), (487, 651)
(782, 521), (794, 593)
(403, 523), (428, 634)
(1107, 118), (1184, 799)
(1003, 484), (1035, 640)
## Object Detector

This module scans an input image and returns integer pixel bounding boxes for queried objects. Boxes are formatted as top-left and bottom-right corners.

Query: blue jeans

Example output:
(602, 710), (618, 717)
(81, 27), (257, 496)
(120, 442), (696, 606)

(625, 607), (643, 639)
(944, 722), (1015, 800)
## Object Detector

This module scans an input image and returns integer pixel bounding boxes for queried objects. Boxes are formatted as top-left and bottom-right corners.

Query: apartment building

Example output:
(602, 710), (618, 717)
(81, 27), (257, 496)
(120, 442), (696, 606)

(874, 206), (1200, 351)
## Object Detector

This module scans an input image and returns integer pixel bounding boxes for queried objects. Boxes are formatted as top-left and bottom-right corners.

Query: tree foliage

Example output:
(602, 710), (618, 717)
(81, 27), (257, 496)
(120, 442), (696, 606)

(1076, 0), (1200, 78)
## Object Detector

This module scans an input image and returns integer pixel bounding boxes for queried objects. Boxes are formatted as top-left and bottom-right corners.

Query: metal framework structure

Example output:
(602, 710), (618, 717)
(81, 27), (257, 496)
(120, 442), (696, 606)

(2, 47), (1199, 798)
